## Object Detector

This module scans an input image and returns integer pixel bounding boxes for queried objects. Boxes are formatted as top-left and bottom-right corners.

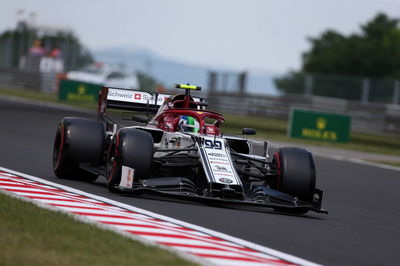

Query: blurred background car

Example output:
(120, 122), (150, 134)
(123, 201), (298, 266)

(66, 62), (139, 90)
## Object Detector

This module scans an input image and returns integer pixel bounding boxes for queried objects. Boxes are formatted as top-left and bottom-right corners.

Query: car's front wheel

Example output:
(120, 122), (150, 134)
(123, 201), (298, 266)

(272, 147), (316, 214)
(106, 128), (154, 192)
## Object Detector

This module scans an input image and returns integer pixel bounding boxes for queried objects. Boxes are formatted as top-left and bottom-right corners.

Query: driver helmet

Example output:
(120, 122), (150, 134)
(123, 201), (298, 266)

(178, 115), (200, 133)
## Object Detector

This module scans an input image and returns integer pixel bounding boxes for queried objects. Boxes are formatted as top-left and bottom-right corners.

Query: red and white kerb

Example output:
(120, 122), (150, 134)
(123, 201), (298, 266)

(0, 168), (318, 266)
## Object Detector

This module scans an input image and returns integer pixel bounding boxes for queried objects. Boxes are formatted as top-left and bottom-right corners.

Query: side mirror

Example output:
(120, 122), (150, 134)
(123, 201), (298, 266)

(242, 128), (256, 135)
(132, 116), (150, 123)
(122, 113), (150, 123)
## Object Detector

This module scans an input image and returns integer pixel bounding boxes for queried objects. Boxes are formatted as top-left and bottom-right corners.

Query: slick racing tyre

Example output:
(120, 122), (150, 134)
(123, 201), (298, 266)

(273, 147), (316, 201)
(106, 128), (154, 192)
(53, 117), (104, 182)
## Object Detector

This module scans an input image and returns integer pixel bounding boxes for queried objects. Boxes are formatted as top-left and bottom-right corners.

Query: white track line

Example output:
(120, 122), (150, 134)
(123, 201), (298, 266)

(314, 152), (400, 172)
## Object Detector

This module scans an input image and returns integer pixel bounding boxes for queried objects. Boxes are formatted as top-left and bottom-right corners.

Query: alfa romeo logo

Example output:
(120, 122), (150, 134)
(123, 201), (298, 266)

(218, 178), (233, 184)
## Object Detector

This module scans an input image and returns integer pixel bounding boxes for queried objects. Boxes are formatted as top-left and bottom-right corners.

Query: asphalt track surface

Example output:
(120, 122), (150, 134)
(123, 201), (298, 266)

(1, 97), (399, 265)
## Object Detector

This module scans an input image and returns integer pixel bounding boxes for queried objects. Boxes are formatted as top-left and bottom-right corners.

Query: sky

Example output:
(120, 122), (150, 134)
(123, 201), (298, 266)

(2, 0), (400, 73)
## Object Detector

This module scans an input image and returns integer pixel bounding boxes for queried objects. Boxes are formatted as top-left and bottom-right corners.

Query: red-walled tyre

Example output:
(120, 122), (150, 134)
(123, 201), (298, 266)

(53, 117), (104, 182)
(106, 128), (154, 192)
(272, 147), (316, 214)
(274, 147), (316, 200)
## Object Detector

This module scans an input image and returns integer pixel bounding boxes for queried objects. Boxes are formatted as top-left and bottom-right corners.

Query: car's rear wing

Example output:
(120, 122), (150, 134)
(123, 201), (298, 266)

(98, 87), (206, 115)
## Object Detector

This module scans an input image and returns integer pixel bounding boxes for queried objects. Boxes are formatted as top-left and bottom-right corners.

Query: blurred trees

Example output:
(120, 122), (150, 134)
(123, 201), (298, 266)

(136, 71), (160, 92)
(275, 13), (400, 99)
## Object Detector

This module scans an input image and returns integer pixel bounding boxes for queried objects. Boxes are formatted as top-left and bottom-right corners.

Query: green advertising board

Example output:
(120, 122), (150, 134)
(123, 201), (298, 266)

(58, 80), (102, 104)
(289, 109), (351, 143)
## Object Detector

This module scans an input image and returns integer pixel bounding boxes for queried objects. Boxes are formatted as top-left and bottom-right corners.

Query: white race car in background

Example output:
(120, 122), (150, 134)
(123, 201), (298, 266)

(66, 63), (139, 89)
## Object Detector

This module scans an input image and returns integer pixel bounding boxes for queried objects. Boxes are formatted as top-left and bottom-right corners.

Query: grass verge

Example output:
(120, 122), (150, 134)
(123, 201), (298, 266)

(0, 192), (196, 266)
(222, 114), (400, 157)
(0, 87), (97, 110)
(0, 87), (57, 102)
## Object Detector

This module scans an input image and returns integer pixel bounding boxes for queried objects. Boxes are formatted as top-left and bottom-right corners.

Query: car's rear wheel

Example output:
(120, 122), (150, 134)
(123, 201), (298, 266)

(272, 147), (316, 214)
(106, 128), (154, 192)
(53, 117), (104, 182)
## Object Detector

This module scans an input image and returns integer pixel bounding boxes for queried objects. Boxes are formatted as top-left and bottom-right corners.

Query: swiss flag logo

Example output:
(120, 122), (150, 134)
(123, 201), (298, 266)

(134, 94), (141, 100)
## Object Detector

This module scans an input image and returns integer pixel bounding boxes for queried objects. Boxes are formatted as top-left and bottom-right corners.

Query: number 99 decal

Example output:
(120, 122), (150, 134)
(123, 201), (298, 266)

(204, 139), (222, 150)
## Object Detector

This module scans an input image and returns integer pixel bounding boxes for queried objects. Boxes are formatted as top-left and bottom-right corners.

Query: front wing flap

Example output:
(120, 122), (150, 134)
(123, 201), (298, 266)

(117, 179), (327, 214)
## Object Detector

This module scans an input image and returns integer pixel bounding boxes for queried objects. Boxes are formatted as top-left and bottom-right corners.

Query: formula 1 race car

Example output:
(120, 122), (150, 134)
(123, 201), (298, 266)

(53, 84), (327, 214)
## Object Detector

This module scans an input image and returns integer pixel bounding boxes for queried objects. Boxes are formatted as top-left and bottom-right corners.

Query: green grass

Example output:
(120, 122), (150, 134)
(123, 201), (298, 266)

(0, 87), (97, 110)
(0, 192), (197, 266)
(0, 87), (57, 102)
(222, 114), (400, 157)
(1, 86), (400, 157)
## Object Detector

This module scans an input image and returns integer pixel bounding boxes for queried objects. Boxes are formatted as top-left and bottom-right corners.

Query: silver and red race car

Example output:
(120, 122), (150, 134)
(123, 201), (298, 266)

(53, 84), (327, 214)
